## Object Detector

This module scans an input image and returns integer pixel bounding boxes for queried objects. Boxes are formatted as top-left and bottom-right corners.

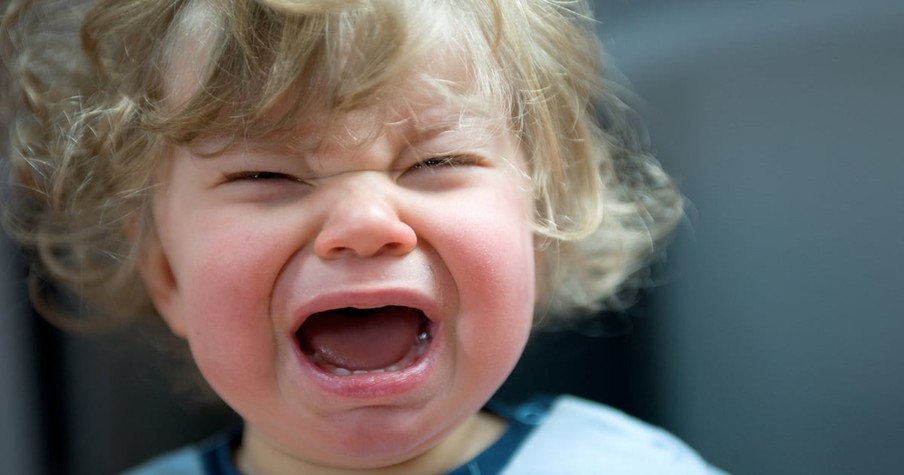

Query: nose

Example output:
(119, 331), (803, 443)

(313, 185), (417, 259)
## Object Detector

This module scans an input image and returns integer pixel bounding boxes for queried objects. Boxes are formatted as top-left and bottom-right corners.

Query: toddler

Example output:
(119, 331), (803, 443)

(1, 0), (725, 473)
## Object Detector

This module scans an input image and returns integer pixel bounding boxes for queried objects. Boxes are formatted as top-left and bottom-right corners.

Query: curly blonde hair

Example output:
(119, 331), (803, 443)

(1, 0), (682, 330)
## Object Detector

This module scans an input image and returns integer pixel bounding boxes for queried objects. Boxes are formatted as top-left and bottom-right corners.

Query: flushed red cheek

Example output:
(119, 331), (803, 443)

(176, 245), (279, 363)
(184, 296), (282, 402)
(450, 224), (534, 358)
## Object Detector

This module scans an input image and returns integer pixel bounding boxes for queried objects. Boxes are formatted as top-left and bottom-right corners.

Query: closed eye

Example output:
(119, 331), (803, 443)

(411, 155), (481, 171)
(223, 171), (307, 183)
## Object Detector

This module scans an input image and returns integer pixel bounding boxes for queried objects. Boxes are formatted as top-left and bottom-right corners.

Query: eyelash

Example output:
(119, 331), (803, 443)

(412, 155), (480, 170)
(223, 171), (305, 183)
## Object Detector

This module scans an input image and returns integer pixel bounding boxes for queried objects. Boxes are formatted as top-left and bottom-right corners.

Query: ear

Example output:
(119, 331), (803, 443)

(137, 229), (188, 338)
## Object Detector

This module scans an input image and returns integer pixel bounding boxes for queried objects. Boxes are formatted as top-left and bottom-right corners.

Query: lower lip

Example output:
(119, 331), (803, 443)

(290, 324), (442, 400)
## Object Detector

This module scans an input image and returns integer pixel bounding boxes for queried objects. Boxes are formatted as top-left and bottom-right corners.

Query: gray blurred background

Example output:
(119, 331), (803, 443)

(2, 0), (902, 473)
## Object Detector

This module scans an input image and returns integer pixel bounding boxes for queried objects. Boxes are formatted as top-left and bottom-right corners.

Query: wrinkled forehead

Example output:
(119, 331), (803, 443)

(157, 0), (511, 141)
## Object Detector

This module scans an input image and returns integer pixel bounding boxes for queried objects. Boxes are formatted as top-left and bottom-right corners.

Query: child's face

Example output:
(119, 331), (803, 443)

(139, 54), (537, 467)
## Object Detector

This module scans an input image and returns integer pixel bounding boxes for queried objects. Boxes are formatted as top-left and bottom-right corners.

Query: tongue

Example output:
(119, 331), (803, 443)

(298, 306), (423, 371)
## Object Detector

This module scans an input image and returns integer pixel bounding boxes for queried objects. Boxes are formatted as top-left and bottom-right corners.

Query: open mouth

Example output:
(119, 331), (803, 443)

(296, 306), (433, 376)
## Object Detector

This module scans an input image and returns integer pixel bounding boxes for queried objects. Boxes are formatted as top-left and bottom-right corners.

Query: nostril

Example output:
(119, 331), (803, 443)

(321, 246), (350, 259)
(317, 236), (416, 259)
(380, 238), (416, 256)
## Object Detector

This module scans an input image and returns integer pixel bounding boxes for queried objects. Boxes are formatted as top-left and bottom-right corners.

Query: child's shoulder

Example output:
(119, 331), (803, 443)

(119, 446), (206, 475)
(120, 395), (726, 475)
(497, 394), (728, 475)
(119, 429), (238, 475)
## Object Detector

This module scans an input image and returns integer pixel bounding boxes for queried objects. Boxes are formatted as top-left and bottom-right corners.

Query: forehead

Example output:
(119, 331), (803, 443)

(255, 105), (508, 160)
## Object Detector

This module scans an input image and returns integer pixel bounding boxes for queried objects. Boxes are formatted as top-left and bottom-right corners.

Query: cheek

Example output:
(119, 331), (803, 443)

(169, 220), (287, 388)
(178, 228), (272, 318)
(456, 224), (535, 350)
(432, 188), (536, 373)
